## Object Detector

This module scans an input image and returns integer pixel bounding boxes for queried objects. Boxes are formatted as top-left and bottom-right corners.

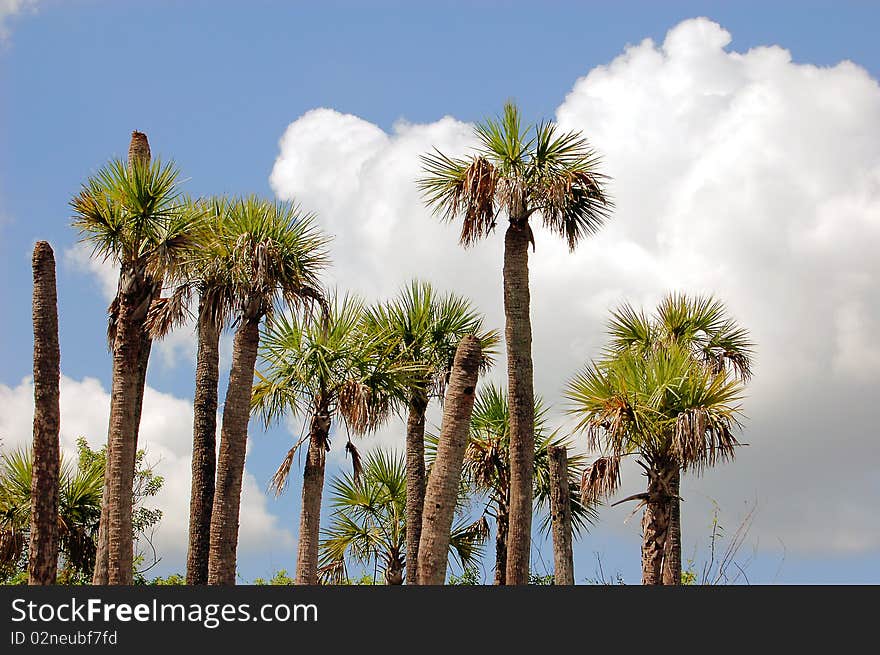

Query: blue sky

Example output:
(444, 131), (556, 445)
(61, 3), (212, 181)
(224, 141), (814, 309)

(2, 1), (879, 584)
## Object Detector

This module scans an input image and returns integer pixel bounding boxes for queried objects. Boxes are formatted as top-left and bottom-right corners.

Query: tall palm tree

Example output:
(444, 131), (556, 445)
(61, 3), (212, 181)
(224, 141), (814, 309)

(418, 102), (612, 583)
(428, 384), (596, 584)
(565, 342), (746, 585)
(601, 294), (753, 584)
(416, 335), (482, 585)
(318, 449), (487, 585)
(252, 292), (414, 585)
(363, 280), (498, 583)
(29, 241), (61, 585)
(147, 196), (237, 585)
(207, 196), (330, 585)
(0, 448), (103, 582)
(71, 136), (197, 584)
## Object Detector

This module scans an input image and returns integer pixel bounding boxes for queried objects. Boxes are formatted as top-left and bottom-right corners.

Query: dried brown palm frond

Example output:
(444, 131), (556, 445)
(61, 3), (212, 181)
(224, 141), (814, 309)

(345, 439), (363, 481)
(317, 559), (346, 585)
(580, 456), (621, 504)
(145, 284), (192, 339)
(338, 379), (371, 435)
(268, 434), (309, 497)
(495, 175), (527, 220)
(463, 515), (491, 542)
(0, 527), (24, 568)
(673, 409), (740, 475)
(464, 437), (505, 491)
(458, 157), (498, 246)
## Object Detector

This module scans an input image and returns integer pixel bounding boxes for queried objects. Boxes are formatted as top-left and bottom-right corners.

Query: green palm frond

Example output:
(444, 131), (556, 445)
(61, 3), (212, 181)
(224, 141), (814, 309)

(363, 280), (499, 403)
(565, 343), (746, 471)
(218, 195), (331, 322)
(71, 158), (191, 270)
(418, 100), (612, 250)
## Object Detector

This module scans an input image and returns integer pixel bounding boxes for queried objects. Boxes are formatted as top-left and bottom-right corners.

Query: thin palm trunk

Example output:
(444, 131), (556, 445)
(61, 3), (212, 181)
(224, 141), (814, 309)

(662, 468), (682, 585)
(493, 501), (508, 585)
(29, 241), (61, 585)
(417, 335), (481, 585)
(295, 407), (330, 585)
(548, 445), (574, 585)
(208, 317), (261, 585)
(93, 131), (155, 585)
(503, 220), (535, 585)
(404, 393), (427, 585)
(641, 463), (674, 585)
(186, 297), (220, 584)
(105, 267), (152, 585)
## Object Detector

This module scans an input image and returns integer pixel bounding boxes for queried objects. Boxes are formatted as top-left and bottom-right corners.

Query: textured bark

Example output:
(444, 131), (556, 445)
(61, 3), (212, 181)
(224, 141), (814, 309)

(105, 264), (155, 585)
(186, 298), (220, 585)
(503, 220), (535, 585)
(493, 503), (508, 585)
(404, 394), (428, 585)
(548, 446), (574, 586)
(93, 131), (154, 585)
(662, 468), (682, 585)
(92, 465), (110, 584)
(641, 463), (674, 585)
(417, 335), (481, 585)
(208, 317), (261, 585)
(128, 131), (151, 166)
(28, 241), (61, 585)
(295, 408), (330, 585)
(385, 553), (404, 585)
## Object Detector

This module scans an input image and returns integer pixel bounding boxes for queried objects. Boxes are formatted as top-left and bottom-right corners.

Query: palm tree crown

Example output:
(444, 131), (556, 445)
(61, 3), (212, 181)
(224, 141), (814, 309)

(418, 101), (612, 250)
(318, 449), (485, 585)
(253, 293), (419, 488)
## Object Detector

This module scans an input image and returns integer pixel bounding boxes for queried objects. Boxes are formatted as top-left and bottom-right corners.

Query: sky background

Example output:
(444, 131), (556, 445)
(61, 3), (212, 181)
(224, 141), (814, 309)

(1, 0), (879, 584)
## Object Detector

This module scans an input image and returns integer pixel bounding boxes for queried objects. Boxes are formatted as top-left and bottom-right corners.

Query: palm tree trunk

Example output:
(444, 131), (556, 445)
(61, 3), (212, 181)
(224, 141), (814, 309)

(93, 302), (153, 585)
(503, 220), (535, 586)
(417, 335), (481, 585)
(208, 316), (261, 585)
(548, 445), (574, 585)
(641, 463), (674, 585)
(493, 501), (508, 585)
(186, 298), (220, 584)
(662, 468), (682, 585)
(29, 241), (61, 585)
(104, 265), (153, 585)
(404, 393), (427, 585)
(295, 407), (330, 585)
(93, 131), (154, 586)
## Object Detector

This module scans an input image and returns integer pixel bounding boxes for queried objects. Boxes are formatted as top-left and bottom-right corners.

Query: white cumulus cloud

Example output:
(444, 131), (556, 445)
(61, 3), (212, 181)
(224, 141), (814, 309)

(268, 18), (880, 557)
(0, 0), (38, 41)
(0, 375), (295, 574)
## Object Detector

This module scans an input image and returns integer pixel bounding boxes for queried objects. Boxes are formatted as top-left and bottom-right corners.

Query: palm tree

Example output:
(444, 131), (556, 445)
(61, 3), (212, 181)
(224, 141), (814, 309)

(206, 196), (330, 585)
(428, 384), (595, 584)
(600, 293), (753, 584)
(565, 342), (746, 585)
(252, 293), (414, 585)
(0, 448), (103, 583)
(318, 449), (486, 585)
(363, 280), (498, 583)
(418, 102), (612, 583)
(29, 241), (61, 585)
(416, 335), (482, 585)
(71, 134), (197, 584)
(147, 196), (238, 585)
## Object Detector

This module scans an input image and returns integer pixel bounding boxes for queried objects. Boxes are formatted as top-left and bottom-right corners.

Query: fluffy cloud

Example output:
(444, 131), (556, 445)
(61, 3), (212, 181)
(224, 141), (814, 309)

(0, 375), (294, 574)
(0, 0), (38, 41)
(269, 18), (880, 556)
